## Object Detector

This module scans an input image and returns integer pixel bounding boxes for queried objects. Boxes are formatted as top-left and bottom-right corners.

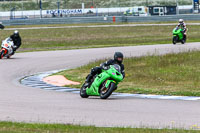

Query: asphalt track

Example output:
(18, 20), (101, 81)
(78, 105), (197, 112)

(0, 43), (200, 129)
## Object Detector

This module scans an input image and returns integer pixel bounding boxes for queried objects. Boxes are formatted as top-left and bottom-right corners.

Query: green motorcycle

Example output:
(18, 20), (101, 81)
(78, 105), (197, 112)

(172, 27), (186, 44)
(80, 64), (123, 99)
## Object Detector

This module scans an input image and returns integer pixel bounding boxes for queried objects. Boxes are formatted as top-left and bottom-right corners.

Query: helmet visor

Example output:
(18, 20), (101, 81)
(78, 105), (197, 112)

(117, 57), (123, 63)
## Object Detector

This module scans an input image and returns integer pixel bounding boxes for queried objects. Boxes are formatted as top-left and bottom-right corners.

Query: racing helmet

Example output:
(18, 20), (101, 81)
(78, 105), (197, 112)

(179, 19), (184, 24)
(114, 52), (124, 64)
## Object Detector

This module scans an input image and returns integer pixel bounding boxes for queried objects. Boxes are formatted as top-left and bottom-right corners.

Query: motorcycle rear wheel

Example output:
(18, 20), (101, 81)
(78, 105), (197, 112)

(181, 37), (186, 44)
(181, 40), (185, 44)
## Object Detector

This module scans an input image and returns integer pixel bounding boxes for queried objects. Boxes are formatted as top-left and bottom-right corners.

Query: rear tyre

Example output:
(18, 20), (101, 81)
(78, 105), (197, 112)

(181, 39), (185, 44)
(80, 83), (89, 98)
(181, 36), (186, 44)
(100, 82), (117, 99)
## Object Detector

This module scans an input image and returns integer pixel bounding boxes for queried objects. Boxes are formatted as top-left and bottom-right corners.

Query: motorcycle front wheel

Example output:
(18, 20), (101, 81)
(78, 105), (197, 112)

(100, 82), (117, 99)
(80, 83), (89, 98)
(172, 36), (177, 45)
(0, 50), (5, 59)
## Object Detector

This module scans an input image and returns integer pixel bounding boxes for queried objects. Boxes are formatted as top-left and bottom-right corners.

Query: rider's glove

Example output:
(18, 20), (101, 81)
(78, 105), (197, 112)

(13, 45), (17, 49)
(102, 65), (109, 70)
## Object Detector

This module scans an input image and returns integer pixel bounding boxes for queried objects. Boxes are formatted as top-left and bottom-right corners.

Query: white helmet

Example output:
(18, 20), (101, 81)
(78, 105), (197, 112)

(179, 19), (184, 23)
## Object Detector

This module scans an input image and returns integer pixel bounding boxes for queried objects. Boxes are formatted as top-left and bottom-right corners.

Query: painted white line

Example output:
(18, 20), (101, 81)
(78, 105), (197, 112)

(56, 88), (78, 92)
(114, 93), (200, 101)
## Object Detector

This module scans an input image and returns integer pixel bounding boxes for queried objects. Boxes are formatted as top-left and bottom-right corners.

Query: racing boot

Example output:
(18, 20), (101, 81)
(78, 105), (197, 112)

(184, 34), (187, 41)
(11, 51), (15, 55)
(10, 47), (16, 56)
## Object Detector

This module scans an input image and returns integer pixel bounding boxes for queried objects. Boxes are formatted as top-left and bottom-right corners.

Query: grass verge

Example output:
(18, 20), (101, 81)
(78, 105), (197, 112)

(0, 121), (199, 133)
(56, 51), (200, 96)
(1, 22), (200, 52)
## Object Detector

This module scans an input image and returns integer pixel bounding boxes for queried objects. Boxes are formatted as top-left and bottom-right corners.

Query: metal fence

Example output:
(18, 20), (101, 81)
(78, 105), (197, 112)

(2, 14), (200, 26)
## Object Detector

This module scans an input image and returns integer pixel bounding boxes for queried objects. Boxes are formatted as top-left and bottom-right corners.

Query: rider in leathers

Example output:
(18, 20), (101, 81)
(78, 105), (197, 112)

(176, 19), (187, 40)
(10, 30), (21, 55)
(84, 52), (125, 87)
(0, 22), (4, 29)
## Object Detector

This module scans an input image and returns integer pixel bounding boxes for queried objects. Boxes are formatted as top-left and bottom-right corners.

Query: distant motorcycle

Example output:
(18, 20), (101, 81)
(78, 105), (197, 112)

(172, 27), (186, 45)
(80, 64), (124, 99)
(0, 22), (4, 29)
(0, 38), (14, 59)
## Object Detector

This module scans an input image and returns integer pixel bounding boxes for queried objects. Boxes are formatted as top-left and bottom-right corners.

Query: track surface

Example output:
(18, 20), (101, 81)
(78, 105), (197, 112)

(0, 43), (200, 129)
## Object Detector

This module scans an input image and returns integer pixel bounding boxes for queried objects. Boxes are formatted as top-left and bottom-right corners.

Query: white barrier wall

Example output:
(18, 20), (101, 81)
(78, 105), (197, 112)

(0, 7), (146, 17)
(0, 6), (193, 18)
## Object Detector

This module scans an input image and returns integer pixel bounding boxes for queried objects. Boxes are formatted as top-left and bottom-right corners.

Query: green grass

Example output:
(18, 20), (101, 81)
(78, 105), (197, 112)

(1, 22), (200, 52)
(0, 121), (199, 133)
(56, 51), (200, 96)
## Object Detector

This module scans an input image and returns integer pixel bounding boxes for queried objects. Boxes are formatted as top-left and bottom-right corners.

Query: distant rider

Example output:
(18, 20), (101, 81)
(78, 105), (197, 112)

(176, 19), (187, 40)
(10, 30), (21, 55)
(84, 52), (125, 87)
(0, 22), (4, 29)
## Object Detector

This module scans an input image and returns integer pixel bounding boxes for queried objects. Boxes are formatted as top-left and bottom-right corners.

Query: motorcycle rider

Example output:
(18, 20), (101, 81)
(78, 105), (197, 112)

(176, 19), (187, 40)
(84, 52), (125, 87)
(0, 22), (4, 29)
(10, 30), (21, 55)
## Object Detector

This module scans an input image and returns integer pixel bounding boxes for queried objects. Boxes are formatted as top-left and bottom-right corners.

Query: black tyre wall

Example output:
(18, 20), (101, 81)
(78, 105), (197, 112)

(100, 82), (117, 99)
(80, 83), (89, 98)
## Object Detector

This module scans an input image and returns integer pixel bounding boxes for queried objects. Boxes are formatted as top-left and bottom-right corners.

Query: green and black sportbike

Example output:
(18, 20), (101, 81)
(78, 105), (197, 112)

(80, 64), (123, 99)
(172, 27), (186, 44)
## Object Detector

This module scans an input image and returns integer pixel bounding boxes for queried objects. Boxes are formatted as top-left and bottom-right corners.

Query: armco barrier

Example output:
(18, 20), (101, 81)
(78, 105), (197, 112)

(2, 14), (200, 26)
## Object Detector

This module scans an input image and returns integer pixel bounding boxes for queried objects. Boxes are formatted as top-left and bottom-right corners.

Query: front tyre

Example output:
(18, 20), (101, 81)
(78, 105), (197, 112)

(80, 83), (89, 98)
(0, 50), (5, 59)
(172, 36), (177, 45)
(100, 82), (117, 99)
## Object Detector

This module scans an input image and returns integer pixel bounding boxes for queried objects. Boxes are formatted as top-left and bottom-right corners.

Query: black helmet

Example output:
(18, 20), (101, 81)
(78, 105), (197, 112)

(114, 52), (124, 64)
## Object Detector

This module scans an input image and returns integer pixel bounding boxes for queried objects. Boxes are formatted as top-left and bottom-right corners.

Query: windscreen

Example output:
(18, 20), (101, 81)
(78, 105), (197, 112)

(113, 64), (121, 73)
(6, 38), (12, 43)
